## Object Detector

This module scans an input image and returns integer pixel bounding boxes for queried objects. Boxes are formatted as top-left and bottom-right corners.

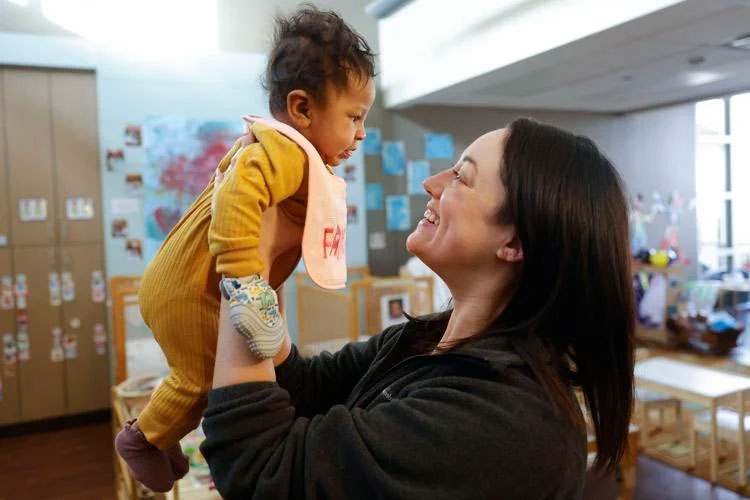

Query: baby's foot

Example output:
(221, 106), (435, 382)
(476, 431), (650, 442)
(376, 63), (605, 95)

(219, 274), (285, 358)
(115, 419), (189, 492)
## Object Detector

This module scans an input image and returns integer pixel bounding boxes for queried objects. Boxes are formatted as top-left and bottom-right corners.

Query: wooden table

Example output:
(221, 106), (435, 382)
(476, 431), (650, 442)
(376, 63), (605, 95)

(635, 357), (750, 484)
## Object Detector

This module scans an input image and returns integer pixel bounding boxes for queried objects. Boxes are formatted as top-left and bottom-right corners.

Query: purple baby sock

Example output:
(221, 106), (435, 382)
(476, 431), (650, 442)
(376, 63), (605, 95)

(115, 419), (189, 492)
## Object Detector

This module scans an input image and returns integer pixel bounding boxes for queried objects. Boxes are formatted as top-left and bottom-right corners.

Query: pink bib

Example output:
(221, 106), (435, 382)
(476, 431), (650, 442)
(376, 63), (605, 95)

(242, 115), (347, 290)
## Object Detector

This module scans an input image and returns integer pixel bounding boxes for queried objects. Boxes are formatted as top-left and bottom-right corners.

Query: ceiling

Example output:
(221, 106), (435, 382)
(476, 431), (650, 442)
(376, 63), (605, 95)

(412, 0), (750, 113)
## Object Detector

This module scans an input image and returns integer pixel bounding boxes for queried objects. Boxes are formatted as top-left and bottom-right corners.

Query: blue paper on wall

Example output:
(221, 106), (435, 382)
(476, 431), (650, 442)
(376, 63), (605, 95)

(382, 140), (406, 176)
(364, 128), (382, 155)
(407, 160), (430, 195)
(366, 183), (384, 211)
(425, 132), (454, 160)
(386, 195), (411, 231)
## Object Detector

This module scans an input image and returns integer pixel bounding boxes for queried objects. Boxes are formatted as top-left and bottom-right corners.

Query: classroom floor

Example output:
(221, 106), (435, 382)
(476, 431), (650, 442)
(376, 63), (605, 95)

(0, 418), (746, 500)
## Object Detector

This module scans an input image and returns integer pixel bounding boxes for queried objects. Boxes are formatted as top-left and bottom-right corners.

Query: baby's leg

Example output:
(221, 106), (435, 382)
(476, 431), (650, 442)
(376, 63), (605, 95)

(116, 298), (218, 491)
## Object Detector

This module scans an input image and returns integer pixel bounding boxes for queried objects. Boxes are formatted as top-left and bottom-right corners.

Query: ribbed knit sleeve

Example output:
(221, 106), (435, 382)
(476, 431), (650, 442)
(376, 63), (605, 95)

(208, 124), (307, 277)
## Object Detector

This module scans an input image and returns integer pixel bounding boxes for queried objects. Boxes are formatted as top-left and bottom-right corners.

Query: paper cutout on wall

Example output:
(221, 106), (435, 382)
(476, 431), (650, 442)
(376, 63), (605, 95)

(125, 124), (142, 147)
(126, 239), (143, 260)
(65, 197), (94, 220)
(111, 197), (140, 215)
(19, 198), (47, 222)
(2, 333), (16, 376)
(364, 128), (382, 155)
(144, 117), (241, 262)
(425, 132), (454, 160)
(50, 327), (64, 363)
(407, 160), (431, 195)
(366, 183), (384, 211)
(125, 173), (144, 197)
(343, 164), (356, 183)
(49, 272), (62, 307)
(0, 276), (14, 310)
(386, 195), (411, 231)
(91, 270), (106, 303)
(16, 330), (30, 362)
(369, 232), (386, 250)
(93, 323), (107, 356)
(61, 272), (76, 302)
(0, 234), (7, 246)
(111, 218), (128, 238)
(106, 149), (125, 171)
(347, 205), (358, 224)
(382, 141), (406, 176)
(69, 317), (81, 329)
(14, 274), (27, 309)
(63, 334), (78, 360)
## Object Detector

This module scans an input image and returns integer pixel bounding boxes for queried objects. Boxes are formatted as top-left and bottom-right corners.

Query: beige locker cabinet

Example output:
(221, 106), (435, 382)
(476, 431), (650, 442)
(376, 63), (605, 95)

(3, 69), (57, 247)
(59, 244), (110, 413)
(12, 246), (66, 421)
(0, 74), (10, 248)
(50, 72), (103, 245)
(0, 249), (21, 425)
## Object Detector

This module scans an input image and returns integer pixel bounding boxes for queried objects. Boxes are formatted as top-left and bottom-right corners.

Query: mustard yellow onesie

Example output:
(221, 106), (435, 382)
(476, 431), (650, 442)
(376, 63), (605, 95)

(137, 123), (307, 449)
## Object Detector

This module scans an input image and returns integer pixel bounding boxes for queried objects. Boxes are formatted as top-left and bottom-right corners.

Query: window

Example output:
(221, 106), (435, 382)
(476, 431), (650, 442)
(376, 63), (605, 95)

(695, 94), (750, 276)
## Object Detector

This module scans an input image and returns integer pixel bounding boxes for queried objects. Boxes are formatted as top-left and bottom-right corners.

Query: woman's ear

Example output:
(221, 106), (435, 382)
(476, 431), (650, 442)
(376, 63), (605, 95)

(496, 231), (523, 263)
(286, 90), (313, 129)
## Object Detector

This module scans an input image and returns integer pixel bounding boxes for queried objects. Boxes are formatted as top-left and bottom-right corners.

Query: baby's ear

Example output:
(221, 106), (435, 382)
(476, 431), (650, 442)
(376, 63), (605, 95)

(287, 90), (312, 128)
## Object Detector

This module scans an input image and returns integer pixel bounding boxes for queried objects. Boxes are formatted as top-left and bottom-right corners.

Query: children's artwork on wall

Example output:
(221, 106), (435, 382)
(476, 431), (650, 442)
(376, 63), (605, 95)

(382, 141), (406, 176)
(111, 218), (128, 238)
(143, 117), (241, 262)
(126, 239), (143, 260)
(652, 190), (696, 264)
(425, 132), (454, 160)
(343, 164), (356, 183)
(125, 173), (144, 196)
(366, 183), (384, 211)
(364, 128), (382, 155)
(369, 231), (386, 250)
(386, 195), (410, 231)
(347, 204), (358, 224)
(407, 160), (430, 195)
(380, 292), (410, 329)
(125, 124), (142, 146)
(106, 149), (125, 171)
(629, 193), (655, 254)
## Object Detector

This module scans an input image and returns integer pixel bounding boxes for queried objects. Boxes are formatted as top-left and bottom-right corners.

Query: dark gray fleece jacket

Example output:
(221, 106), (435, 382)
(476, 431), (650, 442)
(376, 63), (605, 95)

(200, 321), (586, 499)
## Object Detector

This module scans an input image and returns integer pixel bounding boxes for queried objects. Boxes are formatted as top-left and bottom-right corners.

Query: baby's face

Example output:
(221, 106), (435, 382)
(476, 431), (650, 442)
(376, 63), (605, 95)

(307, 76), (376, 166)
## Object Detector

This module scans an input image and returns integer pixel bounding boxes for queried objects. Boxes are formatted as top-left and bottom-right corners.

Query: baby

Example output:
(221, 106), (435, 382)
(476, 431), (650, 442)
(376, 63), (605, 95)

(115, 6), (376, 492)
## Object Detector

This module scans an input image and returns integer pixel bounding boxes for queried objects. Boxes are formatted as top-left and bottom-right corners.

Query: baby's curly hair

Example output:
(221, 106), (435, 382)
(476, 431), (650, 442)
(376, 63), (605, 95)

(264, 4), (376, 114)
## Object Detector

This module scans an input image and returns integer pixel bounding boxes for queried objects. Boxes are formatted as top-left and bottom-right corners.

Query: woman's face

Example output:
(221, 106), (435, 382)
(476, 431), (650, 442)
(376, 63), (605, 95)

(406, 129), (517, 282)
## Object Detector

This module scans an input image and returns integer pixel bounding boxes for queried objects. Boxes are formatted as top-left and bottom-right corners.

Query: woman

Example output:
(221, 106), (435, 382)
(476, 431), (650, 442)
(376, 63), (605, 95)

(201, 118), (635, 499)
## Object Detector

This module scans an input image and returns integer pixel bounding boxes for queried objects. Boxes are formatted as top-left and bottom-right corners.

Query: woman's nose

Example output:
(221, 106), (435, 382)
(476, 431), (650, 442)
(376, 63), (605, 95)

(422, 169), (450, 199)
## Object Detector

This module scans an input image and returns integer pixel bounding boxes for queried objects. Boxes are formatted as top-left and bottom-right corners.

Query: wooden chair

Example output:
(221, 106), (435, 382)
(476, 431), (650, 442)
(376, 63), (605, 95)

(635, 387), (682, 446)
(295, 268), (434, 355)
(690, 406), (750, 467)
(111, 276), (141, 383)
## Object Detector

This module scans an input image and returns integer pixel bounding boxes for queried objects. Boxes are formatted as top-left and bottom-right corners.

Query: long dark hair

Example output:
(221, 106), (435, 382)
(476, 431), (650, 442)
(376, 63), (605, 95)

(497, 117), (634, 472)
(413, 117), (634, 472)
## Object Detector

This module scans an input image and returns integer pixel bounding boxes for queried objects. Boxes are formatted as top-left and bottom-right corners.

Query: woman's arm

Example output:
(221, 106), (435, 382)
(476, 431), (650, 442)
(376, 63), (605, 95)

(212, 295), (275, 389)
